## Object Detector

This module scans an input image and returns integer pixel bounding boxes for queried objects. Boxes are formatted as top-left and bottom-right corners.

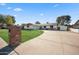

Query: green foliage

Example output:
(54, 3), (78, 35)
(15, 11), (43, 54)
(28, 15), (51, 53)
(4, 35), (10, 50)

(0, 29), (43, 43)
(0, 14), (5, 23)
(0, 14), (16, 26)
(5, 16), (14, 25)
(56, 15), (71, 26)
(5, 15), (16, 25)
(11, 16), (16, 24)
(0, 14), (6, 28)
(0, 29), (9, 43)
(35, 21), (41, 24)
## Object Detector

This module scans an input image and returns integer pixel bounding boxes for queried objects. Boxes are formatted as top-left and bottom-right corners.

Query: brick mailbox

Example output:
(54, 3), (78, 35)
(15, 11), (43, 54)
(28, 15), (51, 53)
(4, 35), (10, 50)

(8, 25), (21, 47)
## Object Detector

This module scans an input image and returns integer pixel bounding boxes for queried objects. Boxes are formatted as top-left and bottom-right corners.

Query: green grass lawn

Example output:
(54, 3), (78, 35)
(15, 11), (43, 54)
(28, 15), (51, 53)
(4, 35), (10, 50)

(0, 29), (43, 43)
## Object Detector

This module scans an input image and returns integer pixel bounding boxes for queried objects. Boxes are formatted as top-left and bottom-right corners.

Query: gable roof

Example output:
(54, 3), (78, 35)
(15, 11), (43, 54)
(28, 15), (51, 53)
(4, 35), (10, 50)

(23, 23), (57, 26)
(74, 20), (79, 25)
(73, 20), (79, 29)
(33, 23), (57, 26)
(26, 23), (33, 25)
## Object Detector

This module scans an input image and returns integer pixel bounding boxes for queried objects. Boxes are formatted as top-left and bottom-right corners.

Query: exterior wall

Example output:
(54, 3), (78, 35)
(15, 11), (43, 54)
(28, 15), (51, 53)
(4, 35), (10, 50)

(24, 25), (33, 29)
(41, 26), (44, 29)
(60, 26), (67, 31)
(41, 26), (51, 30)
(33, 26), (40, 30)
(46, 26), (50, 28)
(70, 28), (79, 33)
(73, 25), (79, 29)
(24, 25), (57, 30)
(53, 26), (57, 30)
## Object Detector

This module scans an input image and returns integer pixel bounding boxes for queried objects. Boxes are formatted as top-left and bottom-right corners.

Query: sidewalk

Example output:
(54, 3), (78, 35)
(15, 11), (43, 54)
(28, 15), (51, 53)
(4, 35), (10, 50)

(0, 38), (7, 49)
(0, 37), (17, 55)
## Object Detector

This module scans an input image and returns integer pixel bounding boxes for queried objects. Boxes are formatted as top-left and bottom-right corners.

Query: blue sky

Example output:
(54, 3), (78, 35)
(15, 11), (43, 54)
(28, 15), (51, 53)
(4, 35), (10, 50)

(0, 3), (79, 24)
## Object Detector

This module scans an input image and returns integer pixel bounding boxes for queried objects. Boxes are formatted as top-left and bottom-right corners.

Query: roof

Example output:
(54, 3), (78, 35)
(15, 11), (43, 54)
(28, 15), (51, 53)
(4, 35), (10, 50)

(23, 23), (57, 26)
(33, 23), (57, 26)
(26, 23), (33, 25)
(74, 20), (79, 25)
(73, 20), (79, 29)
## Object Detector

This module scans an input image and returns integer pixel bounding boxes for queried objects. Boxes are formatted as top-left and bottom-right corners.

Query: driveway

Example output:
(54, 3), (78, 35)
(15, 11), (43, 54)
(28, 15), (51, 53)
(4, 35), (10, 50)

(10, 30), (79, 55)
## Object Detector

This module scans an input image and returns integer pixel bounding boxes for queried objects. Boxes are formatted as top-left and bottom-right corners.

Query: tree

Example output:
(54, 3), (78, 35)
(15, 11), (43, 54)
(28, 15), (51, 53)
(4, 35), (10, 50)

(0, 14), (16, 28)
(5, 15), (16, 26)
(46, 22), (49, 24)
(35, 21), (41, 24)
(0, 14), (5, 28)
(56, 15), (71, 26)
(56, 17), (61, 26)
(11, 16), (16, 24)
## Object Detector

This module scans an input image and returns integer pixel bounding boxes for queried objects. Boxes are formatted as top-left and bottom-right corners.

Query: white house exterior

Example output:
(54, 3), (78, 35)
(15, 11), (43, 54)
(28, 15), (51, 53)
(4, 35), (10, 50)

(33, 25), (40, 30)
(70, 20), (79, 33)
(23, 23), (57, 30)
(23, 23), (33, 30)
(24, 25), (33, 29)
(60, 26), (68, 31)
(70, 28), (79, 33)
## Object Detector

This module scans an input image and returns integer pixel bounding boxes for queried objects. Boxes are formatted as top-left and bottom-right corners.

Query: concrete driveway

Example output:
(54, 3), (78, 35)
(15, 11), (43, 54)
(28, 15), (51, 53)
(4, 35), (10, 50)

(10, 30), (79, 55)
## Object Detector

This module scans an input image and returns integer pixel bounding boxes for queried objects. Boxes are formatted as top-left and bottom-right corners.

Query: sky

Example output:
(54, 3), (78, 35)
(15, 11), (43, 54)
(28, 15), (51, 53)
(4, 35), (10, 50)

(0, 3), (79, 25)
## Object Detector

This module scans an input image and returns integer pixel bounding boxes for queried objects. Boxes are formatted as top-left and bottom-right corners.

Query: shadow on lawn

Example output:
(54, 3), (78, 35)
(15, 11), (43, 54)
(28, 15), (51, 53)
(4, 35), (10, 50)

(0, 45), (18, 55)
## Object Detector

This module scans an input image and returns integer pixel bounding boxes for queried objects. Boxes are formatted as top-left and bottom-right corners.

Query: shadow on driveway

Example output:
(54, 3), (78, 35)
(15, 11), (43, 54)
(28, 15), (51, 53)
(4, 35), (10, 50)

(0, 45), (18, 55)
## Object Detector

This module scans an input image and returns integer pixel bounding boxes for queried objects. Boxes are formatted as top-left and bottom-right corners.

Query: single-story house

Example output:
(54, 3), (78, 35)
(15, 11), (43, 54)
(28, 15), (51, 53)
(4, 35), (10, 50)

(23, 23), (57, 30)
(70, 20), (79, 33)
(59, 25), (68, 31)
(24, 23), (34, 30)
(57, 24), (68, 31)
(0, 24), (7, 29)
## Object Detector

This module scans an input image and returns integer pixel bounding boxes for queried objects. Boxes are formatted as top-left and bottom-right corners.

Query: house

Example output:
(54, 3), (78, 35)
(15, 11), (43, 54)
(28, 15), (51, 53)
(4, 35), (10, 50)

(73, 20), (79, 29)
(59, 25), (68, 31)
(57, 24), (68, 31)
(23, 23), (57, 30)
(24, 23), (34, 30)
(70, 20), (79, 33)
(1, 24), (7, 29)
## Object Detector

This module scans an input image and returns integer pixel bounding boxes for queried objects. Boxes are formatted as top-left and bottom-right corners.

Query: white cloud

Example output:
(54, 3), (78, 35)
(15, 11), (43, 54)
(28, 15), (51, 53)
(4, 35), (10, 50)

(7, 7), (12, 9)
(14, 8), (23, 12)
(40, 13), (44, 16)
(0, 3), (6, 6)
(53, 4), (59, 7)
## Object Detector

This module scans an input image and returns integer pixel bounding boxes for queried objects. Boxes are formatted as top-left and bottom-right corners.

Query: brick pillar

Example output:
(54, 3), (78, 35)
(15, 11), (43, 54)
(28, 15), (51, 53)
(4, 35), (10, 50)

(8, 25), (21, 47)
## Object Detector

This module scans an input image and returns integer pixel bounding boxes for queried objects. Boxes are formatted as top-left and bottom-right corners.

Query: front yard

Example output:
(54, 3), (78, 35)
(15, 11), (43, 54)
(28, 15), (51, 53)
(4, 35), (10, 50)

(0, 29), (43, 43)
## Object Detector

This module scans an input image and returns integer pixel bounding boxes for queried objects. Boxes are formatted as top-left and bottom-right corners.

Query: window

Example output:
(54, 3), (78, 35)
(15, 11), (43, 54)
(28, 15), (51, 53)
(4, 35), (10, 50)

(27, 25), (29, 28)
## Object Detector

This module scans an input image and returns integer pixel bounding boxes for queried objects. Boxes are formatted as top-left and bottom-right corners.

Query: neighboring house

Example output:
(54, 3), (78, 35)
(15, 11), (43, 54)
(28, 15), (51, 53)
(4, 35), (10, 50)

(23, 23), (57, 30)
(70, 20), (79, 33)
(1, 24), (7, 29)
(73, 20), (79, 29)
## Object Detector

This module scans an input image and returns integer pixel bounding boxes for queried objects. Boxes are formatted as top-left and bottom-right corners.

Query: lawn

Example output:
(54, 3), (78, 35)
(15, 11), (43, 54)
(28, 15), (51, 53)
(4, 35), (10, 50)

(0, 29), (43, 43)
